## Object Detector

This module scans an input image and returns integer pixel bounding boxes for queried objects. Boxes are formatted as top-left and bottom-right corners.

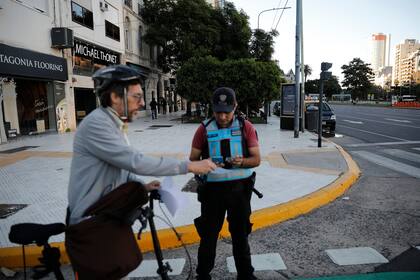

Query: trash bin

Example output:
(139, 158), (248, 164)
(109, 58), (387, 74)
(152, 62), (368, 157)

(305, 105), (319, 131)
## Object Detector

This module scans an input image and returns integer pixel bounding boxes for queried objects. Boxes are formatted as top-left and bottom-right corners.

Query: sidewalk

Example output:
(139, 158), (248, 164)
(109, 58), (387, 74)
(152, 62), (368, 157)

(0, 113), (360, 268)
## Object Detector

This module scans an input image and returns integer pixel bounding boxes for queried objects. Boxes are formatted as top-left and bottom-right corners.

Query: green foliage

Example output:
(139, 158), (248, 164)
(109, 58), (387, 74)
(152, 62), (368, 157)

(176, 56), (285, 114)
(304, 76), (342, 99)
(141, 0), (252, 72)
(341, 58), (374, 100)
(304, 64), (312, 82)
(249, 29), (278, 61)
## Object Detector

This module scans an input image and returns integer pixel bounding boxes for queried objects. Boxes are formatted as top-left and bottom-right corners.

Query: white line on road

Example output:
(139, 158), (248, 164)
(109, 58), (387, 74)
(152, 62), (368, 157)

(383, 149), (420, 163)
(336, 124), (410, 142)
(336, 111), (420, 122)
(347, 141), (420, 148)
(352, 151), (420, 178)
(343, 120), (363, 124)
(414, 148), (420, 151)
(385, 118), (412, 123)
(339, 116), (420, 129)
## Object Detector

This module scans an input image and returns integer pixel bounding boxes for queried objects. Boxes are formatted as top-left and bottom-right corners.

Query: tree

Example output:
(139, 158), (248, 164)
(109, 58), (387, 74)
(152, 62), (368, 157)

(176, 56), (285, 115)
(249, 29), (278, 61)
(324, 76), (342, 99)
(303, 64), (312, 83)
(304, 76), (342, 99)
(141, 0), (252, 72)
(141, 0), (220, 72)
(341, 58), (374, 100)
(212, 2), (252, 60)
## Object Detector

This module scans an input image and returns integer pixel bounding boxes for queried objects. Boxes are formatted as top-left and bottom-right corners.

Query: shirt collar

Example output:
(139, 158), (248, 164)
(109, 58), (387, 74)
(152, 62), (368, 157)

(106, 107), (125, 131)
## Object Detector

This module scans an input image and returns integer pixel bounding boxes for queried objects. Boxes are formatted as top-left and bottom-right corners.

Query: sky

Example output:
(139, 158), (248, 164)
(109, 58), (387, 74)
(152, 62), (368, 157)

(232, 0), (420, 83)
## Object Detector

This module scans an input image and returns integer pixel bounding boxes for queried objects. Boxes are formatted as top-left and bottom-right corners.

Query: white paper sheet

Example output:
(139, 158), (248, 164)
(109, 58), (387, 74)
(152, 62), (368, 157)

(158, 177), (188, 217)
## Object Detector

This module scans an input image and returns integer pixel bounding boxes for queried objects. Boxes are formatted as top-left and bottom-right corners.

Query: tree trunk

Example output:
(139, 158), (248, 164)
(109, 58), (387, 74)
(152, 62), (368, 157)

(186, 101), (192, 116)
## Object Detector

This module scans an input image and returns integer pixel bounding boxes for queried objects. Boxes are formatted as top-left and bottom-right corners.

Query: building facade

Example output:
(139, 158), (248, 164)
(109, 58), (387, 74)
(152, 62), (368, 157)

(371, 33), (387, 72)
(393, 39), (420, 86)
(0, 0), (179, 143)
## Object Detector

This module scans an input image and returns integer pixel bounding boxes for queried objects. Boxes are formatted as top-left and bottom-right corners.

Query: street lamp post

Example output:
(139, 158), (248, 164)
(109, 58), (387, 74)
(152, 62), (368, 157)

(257, 7), (291, 30)
(257, 6), (291, 120)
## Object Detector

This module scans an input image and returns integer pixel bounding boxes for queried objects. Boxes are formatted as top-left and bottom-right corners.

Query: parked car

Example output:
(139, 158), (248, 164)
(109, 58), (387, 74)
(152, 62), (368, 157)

(305, 101), (336, 135)
(271, 100), (281, 116)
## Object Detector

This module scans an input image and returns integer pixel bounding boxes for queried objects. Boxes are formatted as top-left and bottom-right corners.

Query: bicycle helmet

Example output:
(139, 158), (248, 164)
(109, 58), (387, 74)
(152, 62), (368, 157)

(92, 65), (143, 96)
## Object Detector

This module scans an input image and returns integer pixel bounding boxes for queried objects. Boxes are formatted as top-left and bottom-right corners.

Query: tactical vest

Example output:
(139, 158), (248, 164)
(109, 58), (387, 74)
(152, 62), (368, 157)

(203, 117), (253, 182)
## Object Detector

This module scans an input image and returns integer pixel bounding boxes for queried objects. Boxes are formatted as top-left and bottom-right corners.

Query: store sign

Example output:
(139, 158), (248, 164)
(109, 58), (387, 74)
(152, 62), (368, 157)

(0, 43), (68, 81)
(73, 39), (120, 65)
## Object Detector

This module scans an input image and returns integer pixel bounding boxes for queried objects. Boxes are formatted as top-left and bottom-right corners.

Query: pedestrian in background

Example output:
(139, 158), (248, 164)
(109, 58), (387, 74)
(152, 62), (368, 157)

(190, 87), (261, 280)
(149, 97), (158, 119)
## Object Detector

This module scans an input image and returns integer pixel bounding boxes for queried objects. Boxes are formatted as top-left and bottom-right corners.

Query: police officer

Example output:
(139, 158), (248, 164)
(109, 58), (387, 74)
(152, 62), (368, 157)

(66, 65), (216, 279)
(190, 87), (261, 280)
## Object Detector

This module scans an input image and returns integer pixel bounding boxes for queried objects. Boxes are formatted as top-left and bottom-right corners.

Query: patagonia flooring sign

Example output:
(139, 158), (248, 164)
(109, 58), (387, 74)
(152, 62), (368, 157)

(0, 43), (68, 81)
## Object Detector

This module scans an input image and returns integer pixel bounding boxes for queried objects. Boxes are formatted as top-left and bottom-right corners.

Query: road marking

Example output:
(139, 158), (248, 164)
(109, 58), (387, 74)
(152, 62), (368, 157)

(326, 247), (388, 266)
(340, 116), (420, 129)
(227, 253), (287, 272)
(336, 124), (409, 142)
(414, 148), (420, 151)
(343, 120), (363, 124)
(383, 149), (420, 163)
(385, 118), (412, 123)
(347, 141), (420, 148)
(352, 151), (420, 178)
(341, 111), (420, 122)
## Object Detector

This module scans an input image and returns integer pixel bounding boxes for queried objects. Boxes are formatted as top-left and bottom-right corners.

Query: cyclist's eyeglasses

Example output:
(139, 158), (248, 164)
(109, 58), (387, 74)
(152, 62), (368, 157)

(128, 93), (143, 101)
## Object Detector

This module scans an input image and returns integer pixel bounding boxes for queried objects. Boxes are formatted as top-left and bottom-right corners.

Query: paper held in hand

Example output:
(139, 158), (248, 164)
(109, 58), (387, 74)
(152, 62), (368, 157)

(158, 177), (188, 217)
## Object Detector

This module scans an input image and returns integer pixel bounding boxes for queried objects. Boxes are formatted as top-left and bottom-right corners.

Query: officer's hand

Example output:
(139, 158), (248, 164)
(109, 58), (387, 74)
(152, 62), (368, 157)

(231, 156), (244, 167)
(188, 159), (217, 175)
(145, 180), (160, 192)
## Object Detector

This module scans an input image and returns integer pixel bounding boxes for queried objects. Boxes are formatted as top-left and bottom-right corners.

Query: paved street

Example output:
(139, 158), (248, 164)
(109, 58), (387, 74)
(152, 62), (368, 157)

(1, 106), (419, 280)
(0, 114), (359, 279)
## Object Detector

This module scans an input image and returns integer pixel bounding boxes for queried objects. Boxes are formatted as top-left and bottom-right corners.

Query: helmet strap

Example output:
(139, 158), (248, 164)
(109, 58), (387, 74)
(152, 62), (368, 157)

(121, 87), (129, 123)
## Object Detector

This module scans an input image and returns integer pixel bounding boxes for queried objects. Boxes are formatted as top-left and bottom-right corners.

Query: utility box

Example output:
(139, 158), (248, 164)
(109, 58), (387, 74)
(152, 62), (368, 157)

(51, 28), (74, 49)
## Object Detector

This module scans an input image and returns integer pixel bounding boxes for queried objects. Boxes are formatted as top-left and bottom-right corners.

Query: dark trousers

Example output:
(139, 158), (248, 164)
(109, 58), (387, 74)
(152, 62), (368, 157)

(151, 109), (157, 119)
(194, 177), (254, 279)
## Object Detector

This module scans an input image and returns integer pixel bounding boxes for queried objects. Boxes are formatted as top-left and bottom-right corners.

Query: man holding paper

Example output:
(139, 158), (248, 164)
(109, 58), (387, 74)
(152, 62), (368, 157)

(190, 87), (261, 280)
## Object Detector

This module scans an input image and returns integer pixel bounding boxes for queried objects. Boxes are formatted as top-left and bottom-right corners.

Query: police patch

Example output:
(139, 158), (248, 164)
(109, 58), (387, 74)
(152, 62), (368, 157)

(231, 129), (241, 136)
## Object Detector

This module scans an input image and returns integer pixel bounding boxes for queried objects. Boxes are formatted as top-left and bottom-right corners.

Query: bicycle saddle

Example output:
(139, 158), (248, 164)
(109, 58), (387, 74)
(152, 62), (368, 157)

(9, 223), (65, 246)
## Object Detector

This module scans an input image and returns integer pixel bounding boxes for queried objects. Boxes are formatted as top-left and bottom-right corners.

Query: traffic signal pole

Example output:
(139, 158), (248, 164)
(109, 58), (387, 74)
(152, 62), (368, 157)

(318, 62), (332, 148)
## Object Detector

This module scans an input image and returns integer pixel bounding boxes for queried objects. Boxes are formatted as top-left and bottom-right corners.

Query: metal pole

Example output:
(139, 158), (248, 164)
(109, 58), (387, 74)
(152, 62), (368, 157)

(318, 80), (323, 148)
(0, 82), (8, 144)
(300, 3), (305, 133)
(294, 0), (302, 138)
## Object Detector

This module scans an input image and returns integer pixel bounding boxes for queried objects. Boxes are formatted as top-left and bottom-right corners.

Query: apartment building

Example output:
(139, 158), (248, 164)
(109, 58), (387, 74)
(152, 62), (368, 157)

(0, 0), (176, 142)
(393, 39), (420, 86)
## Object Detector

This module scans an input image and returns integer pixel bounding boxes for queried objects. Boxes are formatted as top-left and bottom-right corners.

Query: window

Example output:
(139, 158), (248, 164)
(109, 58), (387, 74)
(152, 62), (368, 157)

(124, 17), (131, 51)
(105, 20), (120, 41)
(138, 26), (143, 54)
(71, 1), (93, 29)
(138, 3), (143, 15)
(124, 0), (132, 9)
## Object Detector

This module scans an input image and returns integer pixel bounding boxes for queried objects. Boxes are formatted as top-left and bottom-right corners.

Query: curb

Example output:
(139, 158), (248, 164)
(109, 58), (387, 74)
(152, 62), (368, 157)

(0, 145), (360, 268)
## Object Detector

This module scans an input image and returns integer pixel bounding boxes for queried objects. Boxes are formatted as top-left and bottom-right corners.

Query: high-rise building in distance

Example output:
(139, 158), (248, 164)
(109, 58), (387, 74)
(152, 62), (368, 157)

(371, 33), (387, 72)
(394, 39), (420, 85)
(206, 0), (225, 9)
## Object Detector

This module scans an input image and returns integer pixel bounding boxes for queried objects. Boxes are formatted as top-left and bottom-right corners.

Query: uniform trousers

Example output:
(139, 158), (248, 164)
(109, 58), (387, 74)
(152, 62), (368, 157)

(194, 176), (255, 280)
